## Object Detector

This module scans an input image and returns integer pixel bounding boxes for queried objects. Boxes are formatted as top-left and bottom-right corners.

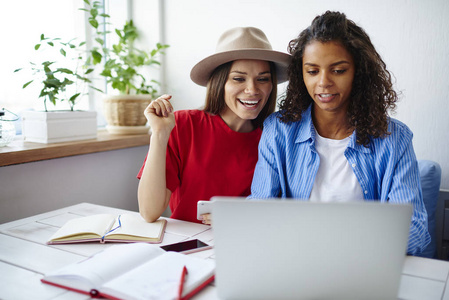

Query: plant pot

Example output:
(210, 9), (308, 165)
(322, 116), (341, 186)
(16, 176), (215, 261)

(103, 95), (151, 135)
(22, 110), (97, 144)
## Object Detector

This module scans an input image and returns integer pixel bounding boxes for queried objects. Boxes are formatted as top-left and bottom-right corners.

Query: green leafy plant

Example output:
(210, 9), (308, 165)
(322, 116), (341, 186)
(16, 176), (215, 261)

(14, 34), (95, 112)
(83, 0), (169, 98)
(15, 0), (168, 112)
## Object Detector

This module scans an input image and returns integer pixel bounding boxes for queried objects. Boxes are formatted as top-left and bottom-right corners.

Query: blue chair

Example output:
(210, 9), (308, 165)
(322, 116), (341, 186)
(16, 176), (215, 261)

(417, 160), (442, 258)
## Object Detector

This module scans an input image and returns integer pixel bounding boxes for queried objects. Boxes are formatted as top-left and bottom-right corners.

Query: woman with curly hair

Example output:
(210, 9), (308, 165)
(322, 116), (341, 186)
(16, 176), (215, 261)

(249, 11), (430, 256)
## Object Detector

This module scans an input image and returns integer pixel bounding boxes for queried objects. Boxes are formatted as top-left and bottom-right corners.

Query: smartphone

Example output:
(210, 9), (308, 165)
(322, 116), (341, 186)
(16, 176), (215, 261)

(160, 239), (212, 254)
(197, 200), (212, 220)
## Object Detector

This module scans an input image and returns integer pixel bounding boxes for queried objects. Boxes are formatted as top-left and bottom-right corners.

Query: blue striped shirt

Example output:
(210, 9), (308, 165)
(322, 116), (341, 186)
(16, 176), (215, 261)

(249, 105), (430, 255)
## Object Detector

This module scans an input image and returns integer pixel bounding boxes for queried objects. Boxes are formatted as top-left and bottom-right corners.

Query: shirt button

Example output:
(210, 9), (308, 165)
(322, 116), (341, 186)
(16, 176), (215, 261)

(352, 163), (356, 168)
(364, 190), (368, 194)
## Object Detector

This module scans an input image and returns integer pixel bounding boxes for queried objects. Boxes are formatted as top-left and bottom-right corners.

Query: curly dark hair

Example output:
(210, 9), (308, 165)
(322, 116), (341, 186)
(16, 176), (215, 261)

(279, 11), (398, 147)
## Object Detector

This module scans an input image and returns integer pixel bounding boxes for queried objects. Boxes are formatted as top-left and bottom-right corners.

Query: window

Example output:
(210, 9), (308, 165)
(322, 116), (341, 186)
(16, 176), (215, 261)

(1, 0), (86, 113)
(0, 0), (129, 129)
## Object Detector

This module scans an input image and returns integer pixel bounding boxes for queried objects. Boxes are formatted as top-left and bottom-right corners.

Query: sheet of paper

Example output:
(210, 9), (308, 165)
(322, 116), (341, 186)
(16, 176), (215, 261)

(101, 251), (215, 300)
(49, 214), (116, 241)
(43, 243), (166, 291)
(106, 214), (165, 239)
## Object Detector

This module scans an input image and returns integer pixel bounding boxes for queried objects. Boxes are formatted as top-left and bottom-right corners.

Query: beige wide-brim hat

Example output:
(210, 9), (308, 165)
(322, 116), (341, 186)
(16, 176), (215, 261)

(190, 27), (291, 87)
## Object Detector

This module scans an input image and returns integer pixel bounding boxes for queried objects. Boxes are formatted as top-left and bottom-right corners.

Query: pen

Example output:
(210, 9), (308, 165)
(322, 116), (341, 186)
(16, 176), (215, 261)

(177, 265), (188, 300)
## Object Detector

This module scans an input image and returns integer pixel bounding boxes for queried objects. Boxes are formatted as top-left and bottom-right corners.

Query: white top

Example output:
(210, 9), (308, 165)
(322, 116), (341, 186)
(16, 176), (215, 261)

(309, 132), (363, 202)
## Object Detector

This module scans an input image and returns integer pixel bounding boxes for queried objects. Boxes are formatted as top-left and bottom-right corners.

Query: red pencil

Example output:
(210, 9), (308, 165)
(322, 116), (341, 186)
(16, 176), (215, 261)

(177, 265), (188, 300)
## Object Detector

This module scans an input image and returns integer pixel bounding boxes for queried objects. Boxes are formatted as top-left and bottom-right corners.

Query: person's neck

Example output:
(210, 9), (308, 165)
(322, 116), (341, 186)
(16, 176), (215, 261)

(312, 108), (353, 140)
(219, 111), (254, 133)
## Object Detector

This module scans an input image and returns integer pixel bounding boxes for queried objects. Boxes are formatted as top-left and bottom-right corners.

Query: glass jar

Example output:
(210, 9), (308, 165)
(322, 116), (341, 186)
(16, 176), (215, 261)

(0, 110), (17, 147)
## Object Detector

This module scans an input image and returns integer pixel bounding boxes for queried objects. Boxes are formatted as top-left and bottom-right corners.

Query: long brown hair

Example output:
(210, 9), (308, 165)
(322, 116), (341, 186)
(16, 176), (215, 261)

(280, 11), (398, 147)
(203, 61), (278, 129)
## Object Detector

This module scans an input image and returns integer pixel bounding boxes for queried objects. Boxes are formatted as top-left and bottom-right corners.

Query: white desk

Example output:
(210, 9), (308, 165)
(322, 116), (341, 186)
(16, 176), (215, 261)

(0, 203), (448, 300)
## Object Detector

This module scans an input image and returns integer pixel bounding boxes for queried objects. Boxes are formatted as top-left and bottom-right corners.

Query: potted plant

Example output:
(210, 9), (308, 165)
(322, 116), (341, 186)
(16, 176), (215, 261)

(84, 0), (169, 134)
(14, 34), (99, 143)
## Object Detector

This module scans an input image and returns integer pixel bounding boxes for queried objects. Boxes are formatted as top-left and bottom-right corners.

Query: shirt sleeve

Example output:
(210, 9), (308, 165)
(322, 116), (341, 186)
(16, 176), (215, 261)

(248, 115), (282, 199)
(386, 125), (430, 255)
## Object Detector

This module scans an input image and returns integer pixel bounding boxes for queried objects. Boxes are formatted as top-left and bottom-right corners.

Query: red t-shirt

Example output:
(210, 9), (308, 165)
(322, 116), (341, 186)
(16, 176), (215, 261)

(137, 110), (262, 223)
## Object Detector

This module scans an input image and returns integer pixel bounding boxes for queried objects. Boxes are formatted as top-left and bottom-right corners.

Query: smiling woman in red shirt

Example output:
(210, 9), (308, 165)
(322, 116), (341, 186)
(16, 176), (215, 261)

(137, 27), (290, 224)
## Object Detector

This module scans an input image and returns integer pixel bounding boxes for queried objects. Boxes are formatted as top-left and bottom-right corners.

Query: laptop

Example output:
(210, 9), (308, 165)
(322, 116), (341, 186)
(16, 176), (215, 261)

(210, 197), (412, 300)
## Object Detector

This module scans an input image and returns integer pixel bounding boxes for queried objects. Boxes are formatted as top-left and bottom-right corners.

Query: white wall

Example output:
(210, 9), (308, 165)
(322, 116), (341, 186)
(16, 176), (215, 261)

(0, 146), (148, 224)
(140, 0), (449, 189)
(1, 0), (446, 223)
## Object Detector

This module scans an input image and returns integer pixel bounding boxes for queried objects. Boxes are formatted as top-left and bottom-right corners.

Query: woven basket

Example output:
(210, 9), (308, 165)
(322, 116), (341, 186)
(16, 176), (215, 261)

(103, 95), (151, 127)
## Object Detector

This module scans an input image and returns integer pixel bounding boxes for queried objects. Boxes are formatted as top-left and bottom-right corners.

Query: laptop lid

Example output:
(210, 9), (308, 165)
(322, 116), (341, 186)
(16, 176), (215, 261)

(211, 197), (412, 300)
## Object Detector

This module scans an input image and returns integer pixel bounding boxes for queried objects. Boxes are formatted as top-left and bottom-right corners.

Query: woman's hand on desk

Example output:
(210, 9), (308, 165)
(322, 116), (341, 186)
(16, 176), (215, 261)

(200, 213), (212, 225)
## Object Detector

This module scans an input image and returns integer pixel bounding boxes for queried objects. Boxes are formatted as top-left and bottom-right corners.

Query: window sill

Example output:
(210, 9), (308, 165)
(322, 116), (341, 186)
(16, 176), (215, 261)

(0, 129), (150, 167)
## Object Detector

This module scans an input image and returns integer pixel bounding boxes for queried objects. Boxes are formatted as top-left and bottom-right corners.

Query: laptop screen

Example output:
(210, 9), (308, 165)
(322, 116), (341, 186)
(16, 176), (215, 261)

(211, 197), (412, 300)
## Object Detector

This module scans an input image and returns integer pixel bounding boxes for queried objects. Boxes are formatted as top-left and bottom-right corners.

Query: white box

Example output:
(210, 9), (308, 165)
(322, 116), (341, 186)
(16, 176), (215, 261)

(22, 110), (97, 144)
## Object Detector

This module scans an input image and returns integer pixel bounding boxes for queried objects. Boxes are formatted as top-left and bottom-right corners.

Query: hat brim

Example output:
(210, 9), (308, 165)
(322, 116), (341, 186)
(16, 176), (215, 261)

(190, 49), (291, 87)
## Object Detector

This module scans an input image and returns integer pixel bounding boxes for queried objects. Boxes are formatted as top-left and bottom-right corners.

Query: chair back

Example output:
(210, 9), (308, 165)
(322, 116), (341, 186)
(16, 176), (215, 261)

(418, 160), (442, 258)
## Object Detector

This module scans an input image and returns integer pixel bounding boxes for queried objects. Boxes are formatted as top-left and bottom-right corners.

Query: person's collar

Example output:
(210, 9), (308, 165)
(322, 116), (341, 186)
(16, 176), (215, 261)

(295, 104), (372, 154)
(295, 105), (313, 144)
(347, 132), (372, 153)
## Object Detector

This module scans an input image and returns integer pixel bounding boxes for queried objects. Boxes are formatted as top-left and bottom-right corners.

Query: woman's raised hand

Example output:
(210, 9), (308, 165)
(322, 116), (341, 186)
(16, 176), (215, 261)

(144, 94), (176, 136)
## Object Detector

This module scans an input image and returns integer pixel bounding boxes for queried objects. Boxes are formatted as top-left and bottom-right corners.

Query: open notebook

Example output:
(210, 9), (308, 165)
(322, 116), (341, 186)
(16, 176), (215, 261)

(211, 197), (412, 300)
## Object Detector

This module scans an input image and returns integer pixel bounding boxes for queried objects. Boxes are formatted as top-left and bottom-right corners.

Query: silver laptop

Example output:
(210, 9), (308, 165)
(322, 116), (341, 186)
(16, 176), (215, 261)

(211, 197), (412, 300)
